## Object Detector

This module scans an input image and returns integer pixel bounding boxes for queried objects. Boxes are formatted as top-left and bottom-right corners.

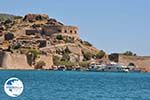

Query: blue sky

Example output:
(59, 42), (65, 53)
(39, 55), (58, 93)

(0, 0), (150, 55)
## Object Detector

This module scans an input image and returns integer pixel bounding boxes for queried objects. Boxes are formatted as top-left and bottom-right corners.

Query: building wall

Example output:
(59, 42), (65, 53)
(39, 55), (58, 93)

(0, 51), (5, 67)
(109, 54), (150, 71)
(119, 55), (150, 68)
(60, 26), (78, 34)
(36, 54), (53, 69)
(26, 29), (39, 35)
(0, 52), (33, 69)
(42, 25), (78, 36)
(0, 51), (53, 69)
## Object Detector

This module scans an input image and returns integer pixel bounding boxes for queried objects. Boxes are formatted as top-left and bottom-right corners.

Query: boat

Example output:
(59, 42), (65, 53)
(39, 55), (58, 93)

(103, 64), (129, 72)
(57, 65), (66, 71)
(89, 62), (129, 72)
(89, 64), (106, 72)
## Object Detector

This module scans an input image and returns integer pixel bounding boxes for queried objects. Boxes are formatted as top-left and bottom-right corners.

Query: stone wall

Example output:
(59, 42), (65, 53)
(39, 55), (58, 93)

(60, 26), (78, 34)
(0, 51), (5, 67)
(0, 51), (33, 69)
(43, 25), (78, 36)
(0, 51), (53, 69)
(109, 54), (150, 71)
(36, 54), (53, 69)
(119, 55), (150, 68)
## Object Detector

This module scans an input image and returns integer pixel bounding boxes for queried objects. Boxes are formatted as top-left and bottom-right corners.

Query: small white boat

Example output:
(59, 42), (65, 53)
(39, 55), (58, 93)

(103, 65), (129, 72)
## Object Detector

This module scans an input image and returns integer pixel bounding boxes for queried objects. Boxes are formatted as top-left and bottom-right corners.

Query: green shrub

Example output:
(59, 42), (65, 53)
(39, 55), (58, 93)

(96, 50), (106, 59)
(64, 37), (74, 43)
(63, 47), (71, 54)
(79, 61), (90, 68)
(83, 41), (92, 46)
(61, 54), (70, 61)
(53, 56), (61, 66)
(53, 55), (75, 67)
(35, 61), (46, 69)
(59, 61), (76, 68)
(123, 51), (136, 56)
(26, 49), (40, 66)
(12, 43), (21, 49)
(0, 14), (14, 22)
(14, 16), (22, 19)
(82, 51), (94, 61)
(56, 35), (63, 40)
(27, 49), (40, 59)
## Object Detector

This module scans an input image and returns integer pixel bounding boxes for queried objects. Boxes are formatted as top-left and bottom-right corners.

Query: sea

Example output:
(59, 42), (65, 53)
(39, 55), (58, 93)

(0, 70), (150, 100)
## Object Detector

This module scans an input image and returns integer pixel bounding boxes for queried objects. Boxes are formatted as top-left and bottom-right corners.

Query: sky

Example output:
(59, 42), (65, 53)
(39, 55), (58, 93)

(0, 0), (150, 55)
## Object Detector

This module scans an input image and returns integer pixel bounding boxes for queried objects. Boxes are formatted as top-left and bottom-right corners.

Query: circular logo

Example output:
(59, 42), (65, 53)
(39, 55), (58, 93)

(4, 77), (24, 97)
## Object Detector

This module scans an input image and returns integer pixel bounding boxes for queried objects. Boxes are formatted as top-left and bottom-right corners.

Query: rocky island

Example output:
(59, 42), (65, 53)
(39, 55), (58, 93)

(0, 13), (101, 70)
(0, 13), (150, 72)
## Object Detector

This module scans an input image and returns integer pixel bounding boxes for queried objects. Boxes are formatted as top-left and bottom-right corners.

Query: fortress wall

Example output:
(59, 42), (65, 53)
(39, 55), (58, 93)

(0, 51), (5, 67)
(60, 26), (78, 34)
(0, 52), (33, 69)
(43, 26), (61, 35)
(0, 52), (53, 69)
(52, 33), (79, 39)
(119, 55), (150, 69)
(37, 54), (53, 69)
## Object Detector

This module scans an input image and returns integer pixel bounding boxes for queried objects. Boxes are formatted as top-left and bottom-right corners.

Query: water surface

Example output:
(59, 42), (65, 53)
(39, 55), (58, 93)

(0, 70), (150, 100)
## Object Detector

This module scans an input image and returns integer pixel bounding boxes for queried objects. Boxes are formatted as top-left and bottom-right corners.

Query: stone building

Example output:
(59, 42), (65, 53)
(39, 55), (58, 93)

(25, 29), (40, 35)
(24, 27), (43, 36)
(42, 25), (78, 36)
(36, 39), (51, 48)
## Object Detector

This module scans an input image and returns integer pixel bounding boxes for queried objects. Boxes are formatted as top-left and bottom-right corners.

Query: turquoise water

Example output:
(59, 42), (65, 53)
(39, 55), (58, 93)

(0, 71), (150, 100)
